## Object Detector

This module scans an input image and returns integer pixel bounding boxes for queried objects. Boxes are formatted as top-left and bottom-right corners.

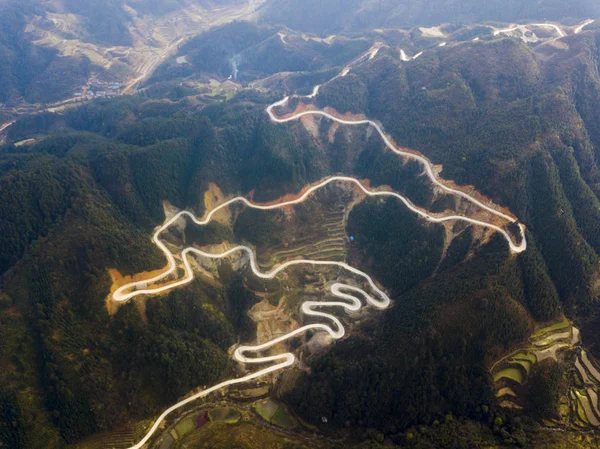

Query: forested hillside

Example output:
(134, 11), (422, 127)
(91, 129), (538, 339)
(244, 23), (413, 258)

(0, 88), (359, 447)
(4, 10), (600, 449)
(317, 34), (600, 316)
(0, 1), (95, 104)
(151, 21), (373, 85)
(277, 28), (600, 445)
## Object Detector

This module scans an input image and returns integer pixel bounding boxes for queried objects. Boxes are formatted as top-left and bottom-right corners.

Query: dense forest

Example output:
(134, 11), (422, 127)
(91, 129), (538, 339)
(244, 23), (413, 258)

(317, 34), (600, 317)
(280, 29), (600, 443)
(288, 235), (532, 442)
(3, 11), (600, 449)
(151, 21), (373, 85)
(0, 87), (382, 447)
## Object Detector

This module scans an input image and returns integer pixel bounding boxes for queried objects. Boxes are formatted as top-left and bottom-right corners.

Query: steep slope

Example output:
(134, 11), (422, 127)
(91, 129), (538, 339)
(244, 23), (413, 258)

(0, 92), (336, 447)
(4, 23), (600, 449)
(316, 34), (600, 315)
(150, 21), (373, 84)
(273, 30), (600, 442)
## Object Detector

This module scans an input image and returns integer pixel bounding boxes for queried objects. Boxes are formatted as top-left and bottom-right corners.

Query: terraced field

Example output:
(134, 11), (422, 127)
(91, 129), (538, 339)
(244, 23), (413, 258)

(255, 191), (351, 270)
(208, 407), (241, 423)
(174, 421), (319, 449)
(492, 318), (600, 428)
(571, 349), (600, 427)
(68, 420), (152, 449)
(253, 398), (298, 429)
(493, 367), (524, 384)
(259, 206), (348, 267)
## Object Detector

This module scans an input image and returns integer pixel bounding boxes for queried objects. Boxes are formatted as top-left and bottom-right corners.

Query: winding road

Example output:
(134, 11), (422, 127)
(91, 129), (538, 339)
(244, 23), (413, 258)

(118, 53), (527, 448)
(117, 181), (524, 448)
(117, 185), (392, 449)
(266, 92), (526, 253)
(0, 121), (14, 134)
(574, 19), (595, 34)
(493, 22), (566, 38)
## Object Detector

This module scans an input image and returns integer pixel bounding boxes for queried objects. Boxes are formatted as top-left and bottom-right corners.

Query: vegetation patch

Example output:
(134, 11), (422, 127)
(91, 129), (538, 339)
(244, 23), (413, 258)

(174, 417), (195, 438)
(175, 421), (321, 449)
(270, 405), (298, 429)
(208, 407), (241, 424)
(510, 359), (533, 375)
(512, 352), (537, 363)
(531, 317), (570, 339)
(68, 420), (152, 449)
(253, 398), (280, 422)
(575, 392), (590, 424)
(533, 331), (571, 348)
(493, 367), (524, 384)
(244, 276), (281, 295)
(252, 398), (297, 428)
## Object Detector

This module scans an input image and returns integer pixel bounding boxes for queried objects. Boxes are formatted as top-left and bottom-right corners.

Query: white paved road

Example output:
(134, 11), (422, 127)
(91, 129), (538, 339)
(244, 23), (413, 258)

(118, 178), (524, 448)
(117, 188), (391, 448)
(493, 23), (565, 38)
(119, 57), (527, 448)
(0, 121), (14, 133)
(574, 19), (595, 34)
(267, 92), (526, 253)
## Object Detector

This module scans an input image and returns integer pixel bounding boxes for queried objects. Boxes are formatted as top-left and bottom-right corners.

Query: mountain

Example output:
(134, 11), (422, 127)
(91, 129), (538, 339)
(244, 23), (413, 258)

(0, 0), (254, 108)
(287, 24), (600, 439)
(3, 3), (600, 449)
(149, 21), (373, 85)
(0, 1), (94, 105)
(260, 0), (600, 34)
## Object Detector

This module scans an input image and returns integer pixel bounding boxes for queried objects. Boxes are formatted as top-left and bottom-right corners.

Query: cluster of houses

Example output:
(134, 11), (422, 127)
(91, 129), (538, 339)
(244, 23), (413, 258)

(75, 80), (122, 100)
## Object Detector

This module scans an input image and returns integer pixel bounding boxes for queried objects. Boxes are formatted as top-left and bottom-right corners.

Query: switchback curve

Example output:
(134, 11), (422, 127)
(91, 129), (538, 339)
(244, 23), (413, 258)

(117, 70), (527, 448)
(266, 92), (526, 253)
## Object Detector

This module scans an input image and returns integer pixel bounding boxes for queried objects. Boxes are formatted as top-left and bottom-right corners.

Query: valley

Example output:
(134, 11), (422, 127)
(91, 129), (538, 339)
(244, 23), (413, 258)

(4, 3), (600, 449)
(0, 0), (265, 114)
(105, 56), (530, 446)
